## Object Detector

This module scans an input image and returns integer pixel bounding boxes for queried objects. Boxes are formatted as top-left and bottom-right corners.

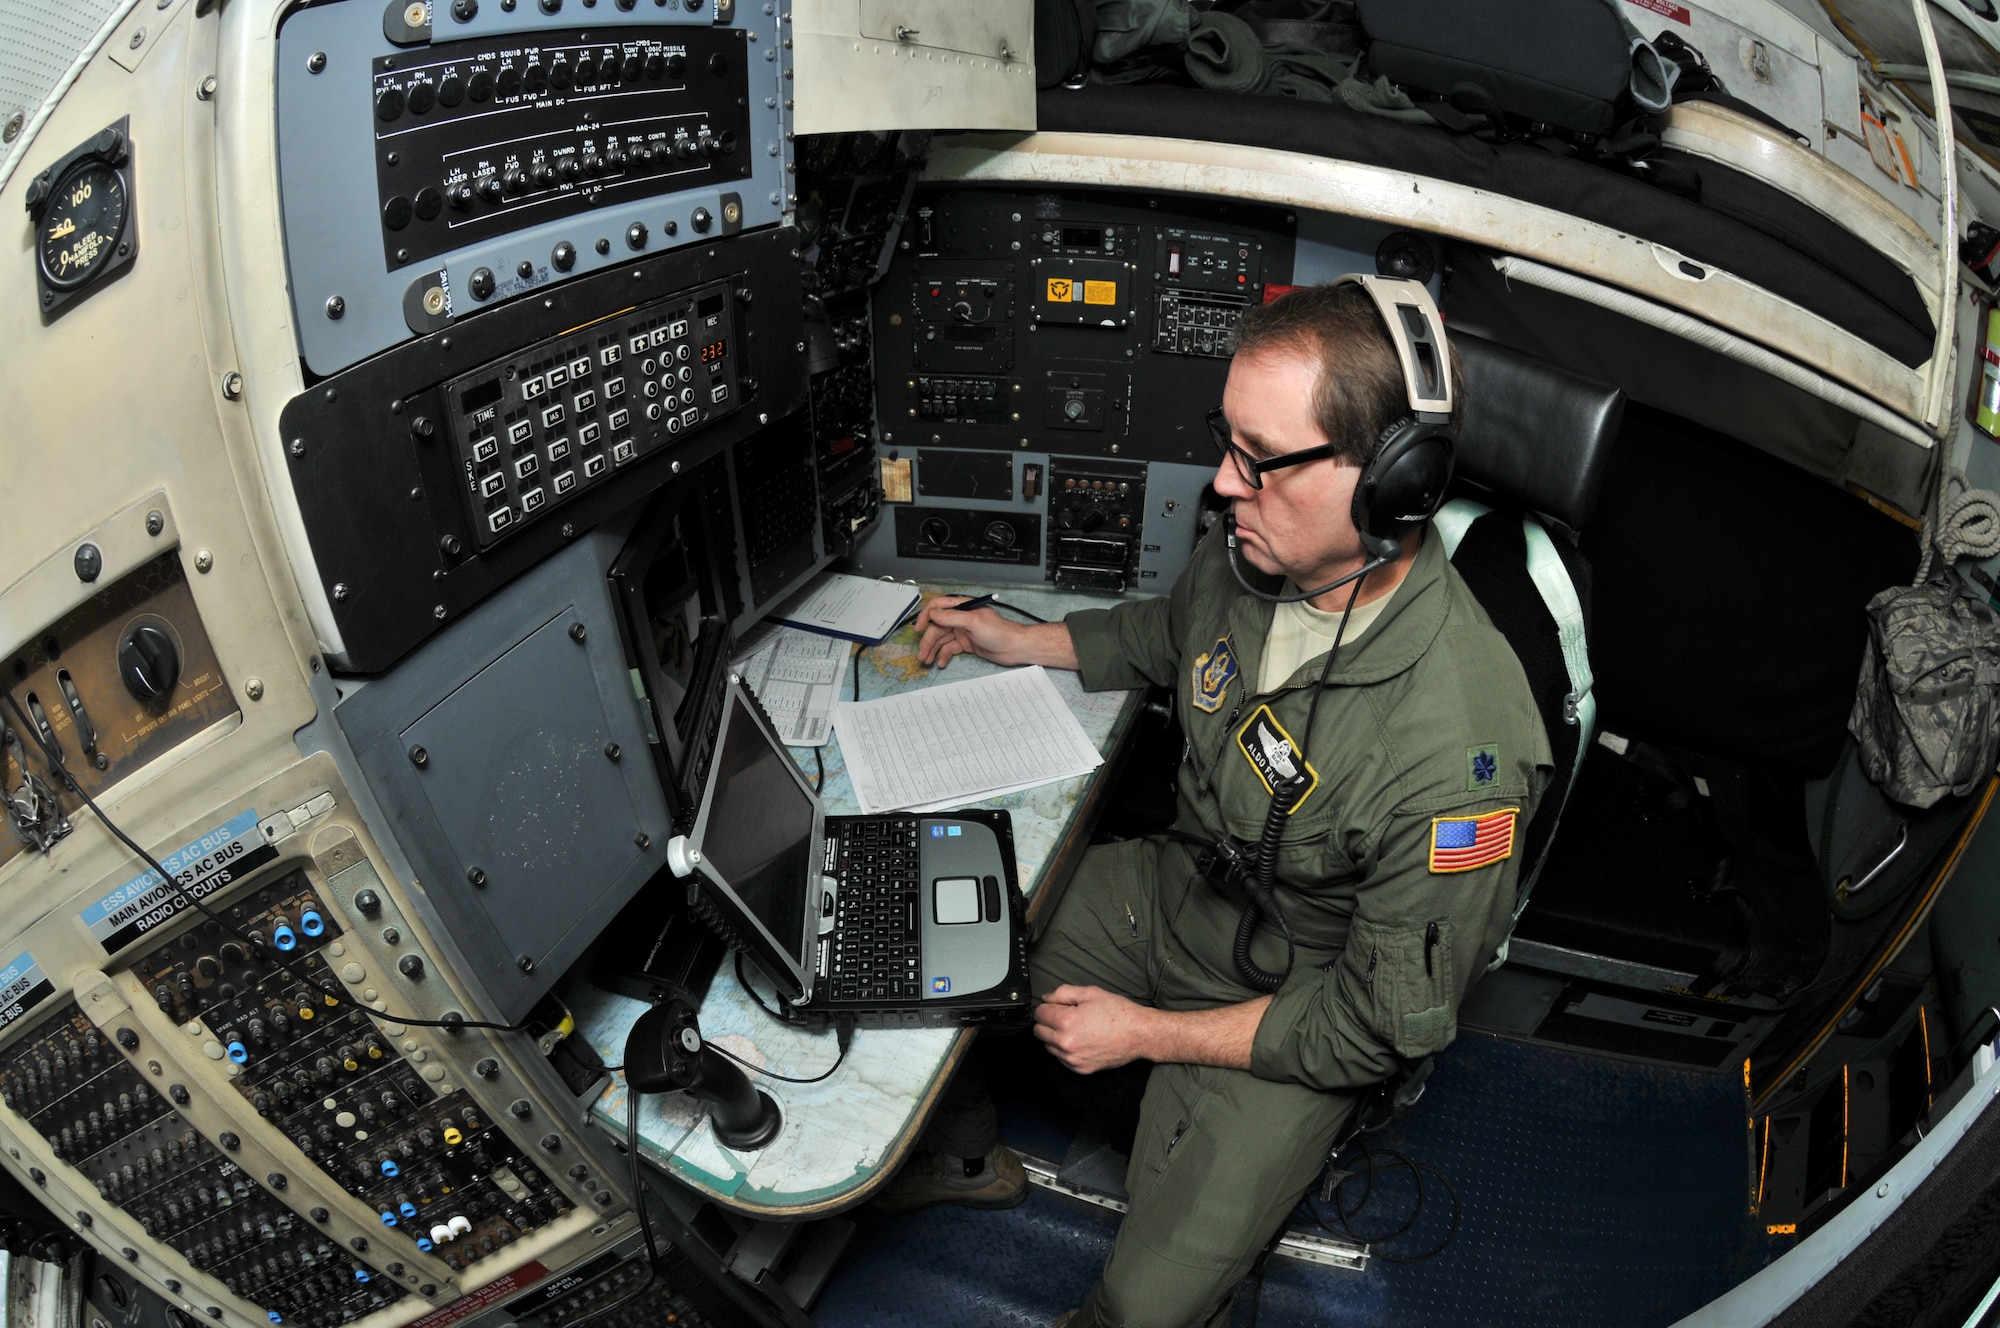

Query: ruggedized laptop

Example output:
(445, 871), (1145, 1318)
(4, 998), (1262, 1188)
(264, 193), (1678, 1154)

(665, 675), (1031, 1028)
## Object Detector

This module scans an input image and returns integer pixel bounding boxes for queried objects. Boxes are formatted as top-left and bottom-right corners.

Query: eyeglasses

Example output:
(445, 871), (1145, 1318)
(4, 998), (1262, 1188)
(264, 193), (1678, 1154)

(1205, 408), (1345, 490)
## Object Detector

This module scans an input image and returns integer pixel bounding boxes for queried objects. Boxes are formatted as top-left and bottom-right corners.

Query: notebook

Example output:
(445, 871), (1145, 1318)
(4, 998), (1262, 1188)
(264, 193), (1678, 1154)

(665, 675), (1031, 1028)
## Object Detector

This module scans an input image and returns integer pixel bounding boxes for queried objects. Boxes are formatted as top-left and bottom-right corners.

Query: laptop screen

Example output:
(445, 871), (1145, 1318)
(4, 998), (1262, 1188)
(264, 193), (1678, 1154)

(699, 692), (816, 969)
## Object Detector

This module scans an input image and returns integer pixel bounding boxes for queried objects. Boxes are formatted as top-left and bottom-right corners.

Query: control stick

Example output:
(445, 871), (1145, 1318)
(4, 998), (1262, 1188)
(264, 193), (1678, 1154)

(623, 999), (780, 1150)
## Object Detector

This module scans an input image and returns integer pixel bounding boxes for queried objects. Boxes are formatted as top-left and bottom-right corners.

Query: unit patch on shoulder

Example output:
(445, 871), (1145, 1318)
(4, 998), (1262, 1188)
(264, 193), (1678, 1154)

(1466, 744), (1499, 791)
(1236, 705), (1319, 812)
(1429, 808), (1518, 873)
(1191, 635), (1238, 713)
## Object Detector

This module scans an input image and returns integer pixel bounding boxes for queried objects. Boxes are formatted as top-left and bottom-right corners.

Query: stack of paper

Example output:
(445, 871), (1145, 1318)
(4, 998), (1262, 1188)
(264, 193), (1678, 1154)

(771, 573), (921, 645)
(731, 624), (850, 747)
(832, 666), (1104, 814)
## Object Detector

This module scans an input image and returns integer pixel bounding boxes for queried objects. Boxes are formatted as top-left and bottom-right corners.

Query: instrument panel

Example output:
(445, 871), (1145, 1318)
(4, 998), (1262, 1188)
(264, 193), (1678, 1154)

(1, 552), (238, 873)
(276, 1), (790, 376)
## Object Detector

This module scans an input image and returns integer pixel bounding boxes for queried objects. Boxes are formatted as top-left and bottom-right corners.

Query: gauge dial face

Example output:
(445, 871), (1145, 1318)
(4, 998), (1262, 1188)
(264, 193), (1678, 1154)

(38, 160), (128, 291)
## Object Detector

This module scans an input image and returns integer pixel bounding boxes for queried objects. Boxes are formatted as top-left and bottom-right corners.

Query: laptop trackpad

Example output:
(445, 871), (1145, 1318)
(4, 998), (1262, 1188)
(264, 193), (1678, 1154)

(934, 877), (981, 925)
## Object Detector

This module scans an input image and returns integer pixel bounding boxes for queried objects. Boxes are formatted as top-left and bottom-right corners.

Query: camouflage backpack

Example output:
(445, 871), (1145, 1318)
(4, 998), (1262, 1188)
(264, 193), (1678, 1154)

(1849, 569), (2000, 809)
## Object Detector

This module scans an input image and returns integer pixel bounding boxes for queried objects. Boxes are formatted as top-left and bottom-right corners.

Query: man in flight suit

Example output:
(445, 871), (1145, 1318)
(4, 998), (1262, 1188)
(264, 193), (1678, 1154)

(908, 282), (1552, 1328)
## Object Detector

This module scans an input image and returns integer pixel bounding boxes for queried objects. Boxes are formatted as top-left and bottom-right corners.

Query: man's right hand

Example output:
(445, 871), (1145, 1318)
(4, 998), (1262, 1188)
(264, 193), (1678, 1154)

(913, 596), (1079, 671)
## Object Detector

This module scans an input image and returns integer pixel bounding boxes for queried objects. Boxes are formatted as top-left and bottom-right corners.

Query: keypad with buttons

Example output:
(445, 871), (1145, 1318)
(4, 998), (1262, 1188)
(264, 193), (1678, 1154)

(441, 277), (742, 550)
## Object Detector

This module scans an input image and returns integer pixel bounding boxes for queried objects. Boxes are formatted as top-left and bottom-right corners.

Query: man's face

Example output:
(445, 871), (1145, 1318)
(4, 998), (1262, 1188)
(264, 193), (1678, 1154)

(1213, 345), (1366, 584)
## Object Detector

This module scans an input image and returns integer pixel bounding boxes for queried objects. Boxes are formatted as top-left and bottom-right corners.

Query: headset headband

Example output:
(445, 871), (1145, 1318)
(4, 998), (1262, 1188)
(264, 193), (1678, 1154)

(1334, 274), (1453, 423)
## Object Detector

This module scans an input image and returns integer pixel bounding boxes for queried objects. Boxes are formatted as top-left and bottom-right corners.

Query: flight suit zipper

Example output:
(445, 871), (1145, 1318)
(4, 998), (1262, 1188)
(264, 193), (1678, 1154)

(1424, 922), (1440, 977)
(1205, 697), (1245, 791)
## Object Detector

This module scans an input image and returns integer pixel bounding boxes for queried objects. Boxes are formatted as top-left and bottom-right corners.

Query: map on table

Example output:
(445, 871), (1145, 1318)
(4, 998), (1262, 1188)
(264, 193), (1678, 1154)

(569, 581), (1143, 1208)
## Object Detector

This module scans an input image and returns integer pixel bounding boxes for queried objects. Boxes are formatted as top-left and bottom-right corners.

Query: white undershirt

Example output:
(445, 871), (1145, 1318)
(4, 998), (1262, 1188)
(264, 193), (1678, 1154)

(1257, 589), (1390, 693)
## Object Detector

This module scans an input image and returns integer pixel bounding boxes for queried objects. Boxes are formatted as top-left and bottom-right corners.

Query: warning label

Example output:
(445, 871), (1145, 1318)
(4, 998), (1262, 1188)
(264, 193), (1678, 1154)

(79, 810), (277, 953)
(1083, 280), (1118, 305)
(1627, 0), (1691, 24)
(0, 952), (55, 1035)
(408, 1262), (552, 1328)
(1046, 277), (1076, 302)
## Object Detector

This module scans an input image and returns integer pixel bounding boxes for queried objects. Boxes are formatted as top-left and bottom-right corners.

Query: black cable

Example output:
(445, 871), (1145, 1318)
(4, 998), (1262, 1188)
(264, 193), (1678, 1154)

(851, 642), (863, 701)
(2, 691), (530, 1036)
(555, 1087), (667, 1328)
(706, 1037), (848, 1085)
(1245, 1241), (1278, 1328)
(985, 600), (1048, 624)
(813, 746), (825, 794)
(735, 950), (783, 1022)
(1225, 517), (1392, 604)
(1230, 571), (1368, 991)
(1308, 1135), (1461, 1263)
(727, 953), (852, 1083)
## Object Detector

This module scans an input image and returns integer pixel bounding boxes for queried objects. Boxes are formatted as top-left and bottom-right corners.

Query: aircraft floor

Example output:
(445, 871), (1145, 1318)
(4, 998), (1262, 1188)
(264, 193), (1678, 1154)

(810, 1030), (1792, 1327)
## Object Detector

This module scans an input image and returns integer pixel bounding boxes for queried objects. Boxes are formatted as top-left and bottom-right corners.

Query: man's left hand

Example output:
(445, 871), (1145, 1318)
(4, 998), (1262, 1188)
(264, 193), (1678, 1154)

(1033, 984), (1156, 1075)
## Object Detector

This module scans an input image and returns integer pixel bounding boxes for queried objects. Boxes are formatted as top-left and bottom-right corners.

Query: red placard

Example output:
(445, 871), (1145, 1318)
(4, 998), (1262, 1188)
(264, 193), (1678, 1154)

(1629, 0), (1692, 25)
(407, 1263), (551, 1328)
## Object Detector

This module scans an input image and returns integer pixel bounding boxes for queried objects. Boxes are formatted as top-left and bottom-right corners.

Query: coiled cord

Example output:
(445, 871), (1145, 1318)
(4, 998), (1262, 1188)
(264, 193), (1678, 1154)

(1234, 781), (1302, 991)
(1915, 467), (2000, 583)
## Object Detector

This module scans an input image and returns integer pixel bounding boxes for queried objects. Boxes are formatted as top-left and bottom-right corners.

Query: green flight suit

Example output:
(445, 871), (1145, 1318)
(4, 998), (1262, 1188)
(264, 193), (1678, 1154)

(1040, 525), (1552, 1328)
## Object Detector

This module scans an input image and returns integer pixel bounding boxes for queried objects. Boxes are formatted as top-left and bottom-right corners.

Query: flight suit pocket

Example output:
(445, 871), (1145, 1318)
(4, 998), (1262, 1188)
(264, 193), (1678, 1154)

(1135, 1068), (1202, 1179)
(1348, 915), (1457, 1058)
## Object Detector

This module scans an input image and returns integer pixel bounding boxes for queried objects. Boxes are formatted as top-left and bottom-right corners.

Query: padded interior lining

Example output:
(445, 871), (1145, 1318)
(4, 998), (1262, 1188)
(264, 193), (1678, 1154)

(1035, 84), (1934, 368)
(1578, 403), (1919, 778)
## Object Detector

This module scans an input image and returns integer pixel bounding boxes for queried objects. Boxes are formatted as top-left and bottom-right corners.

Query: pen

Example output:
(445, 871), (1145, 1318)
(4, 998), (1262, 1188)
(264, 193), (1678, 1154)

(946, 593), (997, 613)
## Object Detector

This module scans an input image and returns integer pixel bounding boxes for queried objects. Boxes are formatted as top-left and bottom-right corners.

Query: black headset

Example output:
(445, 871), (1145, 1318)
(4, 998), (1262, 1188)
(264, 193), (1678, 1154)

(1226, 274), (1458, 602)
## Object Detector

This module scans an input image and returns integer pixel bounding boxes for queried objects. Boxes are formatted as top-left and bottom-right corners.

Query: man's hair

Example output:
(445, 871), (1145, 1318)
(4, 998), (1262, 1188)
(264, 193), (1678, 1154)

(1228, 282), (1463, 466)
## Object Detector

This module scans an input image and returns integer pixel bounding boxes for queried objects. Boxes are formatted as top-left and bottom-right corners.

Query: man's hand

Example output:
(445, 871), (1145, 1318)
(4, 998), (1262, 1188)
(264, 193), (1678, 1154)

(1033, 985), (1158, 1075)
(1035, 986), (1273, 1075)
(913, 596), (1079, 671)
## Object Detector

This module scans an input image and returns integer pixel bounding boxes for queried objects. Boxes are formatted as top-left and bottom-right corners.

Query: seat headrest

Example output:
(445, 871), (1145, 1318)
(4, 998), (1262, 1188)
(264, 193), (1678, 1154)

(1452, 333), (1624, 534)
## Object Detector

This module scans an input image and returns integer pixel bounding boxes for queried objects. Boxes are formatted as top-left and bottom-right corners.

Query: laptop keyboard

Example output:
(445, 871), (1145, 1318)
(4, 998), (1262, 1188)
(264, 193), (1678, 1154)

(827, 817), (922, 1001)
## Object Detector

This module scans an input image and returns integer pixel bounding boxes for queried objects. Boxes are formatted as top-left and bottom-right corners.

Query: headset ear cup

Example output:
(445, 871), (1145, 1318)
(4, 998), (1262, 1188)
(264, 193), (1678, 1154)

(1352, 417), (1416, 541)
(1353, 423), (1454, 543)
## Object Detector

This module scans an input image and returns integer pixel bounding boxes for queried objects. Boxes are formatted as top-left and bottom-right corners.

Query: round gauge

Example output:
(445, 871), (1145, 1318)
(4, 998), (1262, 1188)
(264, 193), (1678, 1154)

(37, 159), (128, 292)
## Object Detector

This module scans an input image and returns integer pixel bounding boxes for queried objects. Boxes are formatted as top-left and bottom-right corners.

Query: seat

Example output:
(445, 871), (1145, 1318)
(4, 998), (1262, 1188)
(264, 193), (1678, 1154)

(1498, 399), (1921, 1004)
(1437, 334), (1622, 938)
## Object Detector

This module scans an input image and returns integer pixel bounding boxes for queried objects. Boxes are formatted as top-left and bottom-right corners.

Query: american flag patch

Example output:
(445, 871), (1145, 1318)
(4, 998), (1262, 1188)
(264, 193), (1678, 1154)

(1428, 808), (1518, 873)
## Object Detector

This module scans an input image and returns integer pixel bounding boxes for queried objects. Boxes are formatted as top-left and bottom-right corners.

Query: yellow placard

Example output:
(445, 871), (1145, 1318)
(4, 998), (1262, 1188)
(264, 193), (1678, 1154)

(1084, 280), (1117, 305)
(1046, 277), (1074, 302)
(879, 456), (913, 503)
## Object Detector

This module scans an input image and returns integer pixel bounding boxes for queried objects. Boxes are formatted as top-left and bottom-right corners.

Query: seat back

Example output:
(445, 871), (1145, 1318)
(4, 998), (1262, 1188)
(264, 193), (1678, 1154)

(1439, 334), (1624, 938)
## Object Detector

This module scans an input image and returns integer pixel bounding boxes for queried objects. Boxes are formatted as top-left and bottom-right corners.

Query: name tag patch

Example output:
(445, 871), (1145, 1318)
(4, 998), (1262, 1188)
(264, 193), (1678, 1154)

(1191, 635), (1238, 713)
(1429, 808), (1518, 873)
(1236, 705), (1318, 812)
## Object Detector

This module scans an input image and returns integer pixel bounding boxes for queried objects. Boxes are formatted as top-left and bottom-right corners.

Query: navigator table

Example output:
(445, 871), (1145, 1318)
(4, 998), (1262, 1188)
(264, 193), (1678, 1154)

(565, 581), (1145, 1216)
